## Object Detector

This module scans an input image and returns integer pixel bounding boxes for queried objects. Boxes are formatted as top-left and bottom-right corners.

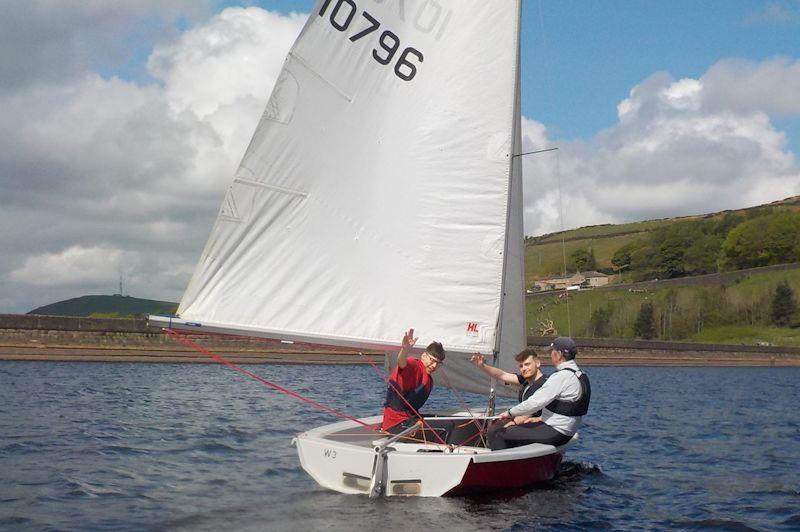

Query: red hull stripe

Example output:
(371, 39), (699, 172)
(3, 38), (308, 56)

(446, 452), (563, 496)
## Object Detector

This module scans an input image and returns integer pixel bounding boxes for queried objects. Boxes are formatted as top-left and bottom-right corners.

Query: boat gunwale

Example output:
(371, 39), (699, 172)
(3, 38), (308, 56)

(295, 415), (577, 460)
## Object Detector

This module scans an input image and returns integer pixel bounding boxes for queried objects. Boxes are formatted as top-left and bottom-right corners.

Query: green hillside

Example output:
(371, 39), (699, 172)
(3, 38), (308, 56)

(525, 196), (800, 346)
(527, 266), (800, 346)
(530, 218), (675, 245)
(525, 195), (800, 284)
(525, 232), (642, 286)
(29, 295), (178, 318)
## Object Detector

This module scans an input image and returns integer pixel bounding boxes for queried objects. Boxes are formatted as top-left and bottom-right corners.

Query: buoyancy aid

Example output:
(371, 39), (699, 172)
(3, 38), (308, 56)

(518, 373), (545, 400)
(384, 377), (432, 415)
(518, 374), (545, 416)
(545, 368), (591, 416)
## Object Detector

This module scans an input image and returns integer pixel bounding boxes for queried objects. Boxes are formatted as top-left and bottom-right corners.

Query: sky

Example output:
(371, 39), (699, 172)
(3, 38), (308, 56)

(1, 0), (799, 312)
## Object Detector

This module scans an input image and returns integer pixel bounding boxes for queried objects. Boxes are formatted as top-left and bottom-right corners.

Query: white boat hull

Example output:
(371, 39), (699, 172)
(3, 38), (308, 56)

(294, 415), (574, 497)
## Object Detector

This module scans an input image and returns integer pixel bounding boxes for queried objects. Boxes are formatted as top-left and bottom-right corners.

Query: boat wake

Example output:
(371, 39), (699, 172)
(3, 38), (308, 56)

(555, 460), (603, 480)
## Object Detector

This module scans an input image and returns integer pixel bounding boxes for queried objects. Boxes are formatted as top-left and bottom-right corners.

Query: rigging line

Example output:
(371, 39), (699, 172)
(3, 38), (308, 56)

(162, 330), (440, 445)
(162, 326), (362, 353)
(555, 149), (572, 336)
(534, 0), (572, 336)
(164, 328), (380, 432)
(357, 351), (448, 446)
(360, 351), (489, 449)
(515, 147), (558, 157)
(436, 367), (489, 448)
(453, 418), (507, 448)
(165, 327), (388, 364)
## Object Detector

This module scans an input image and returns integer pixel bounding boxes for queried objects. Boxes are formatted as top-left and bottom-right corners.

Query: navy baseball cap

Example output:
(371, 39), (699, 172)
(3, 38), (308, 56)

(551, 337), (577, 357)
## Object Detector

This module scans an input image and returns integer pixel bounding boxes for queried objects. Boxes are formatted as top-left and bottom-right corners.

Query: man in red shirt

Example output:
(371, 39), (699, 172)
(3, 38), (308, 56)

(381, 328), (446, 432)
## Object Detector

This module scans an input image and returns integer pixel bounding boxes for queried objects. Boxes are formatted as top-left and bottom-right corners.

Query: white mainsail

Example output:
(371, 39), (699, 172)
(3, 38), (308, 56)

(173, 0), (525, 395)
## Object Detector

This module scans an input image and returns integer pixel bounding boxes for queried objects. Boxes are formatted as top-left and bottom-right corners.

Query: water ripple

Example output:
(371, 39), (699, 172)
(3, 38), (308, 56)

(0, 363), (797, 530)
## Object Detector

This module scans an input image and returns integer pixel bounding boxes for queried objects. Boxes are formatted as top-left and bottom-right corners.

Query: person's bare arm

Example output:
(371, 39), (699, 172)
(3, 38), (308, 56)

(397, 328), (418, 369)
(469, 354), (520, 385)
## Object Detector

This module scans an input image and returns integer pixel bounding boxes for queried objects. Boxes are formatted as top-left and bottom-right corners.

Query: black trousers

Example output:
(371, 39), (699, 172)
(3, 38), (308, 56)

(488, 421), (572, 450)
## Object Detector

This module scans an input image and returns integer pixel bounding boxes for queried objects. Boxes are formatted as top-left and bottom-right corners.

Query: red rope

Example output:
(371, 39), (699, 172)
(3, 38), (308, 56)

(437, 366), (490, 448)
(165, 325), (382, 355)
(357, 351), (448, 446)
(165, 329), (380, 432)
(165, 329), (451, 446)
(357, 350), (502, 449)
(454, 417), (507, 448)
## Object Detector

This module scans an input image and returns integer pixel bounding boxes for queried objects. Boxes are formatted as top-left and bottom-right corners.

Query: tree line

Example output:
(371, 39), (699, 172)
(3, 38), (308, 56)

(586, 280), (798, 340)
(605, 208), (800, 280)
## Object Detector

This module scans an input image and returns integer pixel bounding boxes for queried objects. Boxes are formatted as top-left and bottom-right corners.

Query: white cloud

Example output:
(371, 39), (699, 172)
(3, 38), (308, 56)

(0, 1), (214, 89)
(522, 59), (800, 236)
(148, 7), (305, 119)
(701, 57), (800, 117)
(745, 2), (800, 26)
(1, 4), (799, 313)
(0, 6), (305, 312)
(10, 245), (129, 286)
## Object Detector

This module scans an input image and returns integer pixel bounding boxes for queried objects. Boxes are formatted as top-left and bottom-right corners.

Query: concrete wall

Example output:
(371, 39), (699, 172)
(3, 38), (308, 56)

(528, 336), (800, 355)
(527, 336), (800, 366)
(1, 315), (799, 366)
(0, 314), (153, 333)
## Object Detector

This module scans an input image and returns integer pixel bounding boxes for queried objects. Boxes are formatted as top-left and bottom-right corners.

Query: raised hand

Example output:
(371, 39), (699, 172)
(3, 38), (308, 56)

(401, 328), (418, 351)
(469, 353), (485, 367)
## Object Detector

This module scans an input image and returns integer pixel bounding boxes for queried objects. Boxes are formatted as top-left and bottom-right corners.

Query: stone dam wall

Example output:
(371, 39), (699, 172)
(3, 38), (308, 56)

(1, 314), (798, 366)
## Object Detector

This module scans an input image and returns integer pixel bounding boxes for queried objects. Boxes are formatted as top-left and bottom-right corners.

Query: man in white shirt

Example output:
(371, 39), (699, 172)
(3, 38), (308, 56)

(489, 337), (591, 450)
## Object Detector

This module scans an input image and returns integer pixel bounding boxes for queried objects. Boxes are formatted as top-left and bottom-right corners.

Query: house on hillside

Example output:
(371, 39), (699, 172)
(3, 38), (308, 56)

(533, 271), (610, 292)
(581, 271), (611, 288)
(533, 273), (583, 291)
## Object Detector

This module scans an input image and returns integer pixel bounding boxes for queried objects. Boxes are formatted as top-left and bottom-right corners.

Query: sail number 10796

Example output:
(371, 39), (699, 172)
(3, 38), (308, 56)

(319, 0), (424, 82)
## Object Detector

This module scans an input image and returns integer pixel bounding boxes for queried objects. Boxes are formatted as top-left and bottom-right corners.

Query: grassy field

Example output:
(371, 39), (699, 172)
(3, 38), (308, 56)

(531, 218), (677, 244)
(524, 232), (642, 282)
(689, 325), (800, 345)
(524, 217), (682, 280)
(527, 287), (649, 337)
(527, 267), (800, 346)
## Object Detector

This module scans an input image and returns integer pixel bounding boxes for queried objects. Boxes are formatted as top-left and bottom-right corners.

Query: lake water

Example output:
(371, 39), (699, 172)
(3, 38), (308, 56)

(1, 362), (798, 531)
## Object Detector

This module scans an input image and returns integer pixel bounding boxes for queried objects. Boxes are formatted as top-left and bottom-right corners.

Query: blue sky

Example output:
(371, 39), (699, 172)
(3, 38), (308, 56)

(520, 0), (800, 150)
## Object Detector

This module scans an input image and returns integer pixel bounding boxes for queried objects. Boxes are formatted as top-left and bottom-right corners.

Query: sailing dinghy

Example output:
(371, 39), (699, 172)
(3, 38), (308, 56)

(150, 0), (577, 497)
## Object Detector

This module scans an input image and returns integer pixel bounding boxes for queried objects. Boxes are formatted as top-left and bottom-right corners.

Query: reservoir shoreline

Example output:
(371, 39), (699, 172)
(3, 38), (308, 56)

(1, 314), (799, 366)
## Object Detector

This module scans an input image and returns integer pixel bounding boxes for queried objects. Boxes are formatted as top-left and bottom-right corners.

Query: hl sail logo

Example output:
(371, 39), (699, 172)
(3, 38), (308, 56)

(466, 322), (479, 337)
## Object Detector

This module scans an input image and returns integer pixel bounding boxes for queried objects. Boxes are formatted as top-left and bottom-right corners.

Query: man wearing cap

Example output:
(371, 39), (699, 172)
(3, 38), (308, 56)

(489, 337), (591, 450)
(381, 328), (446, 433)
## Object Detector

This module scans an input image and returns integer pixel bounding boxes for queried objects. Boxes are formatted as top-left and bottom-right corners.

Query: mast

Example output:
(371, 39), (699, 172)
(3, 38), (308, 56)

(488, 0), (525, 414)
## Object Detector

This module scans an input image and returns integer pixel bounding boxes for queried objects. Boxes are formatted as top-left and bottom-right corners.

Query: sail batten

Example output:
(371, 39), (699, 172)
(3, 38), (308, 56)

(173, 1), (524, 395)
